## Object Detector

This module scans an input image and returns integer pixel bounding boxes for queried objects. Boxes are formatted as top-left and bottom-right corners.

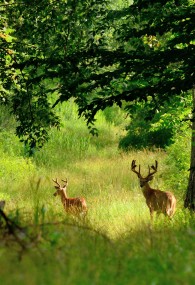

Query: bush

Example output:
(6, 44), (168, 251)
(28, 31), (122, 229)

(119, 94), (191, 150)
(0, 105), (16, 131)
(163, 126), (191, 195)
(103, 104), (128, 126)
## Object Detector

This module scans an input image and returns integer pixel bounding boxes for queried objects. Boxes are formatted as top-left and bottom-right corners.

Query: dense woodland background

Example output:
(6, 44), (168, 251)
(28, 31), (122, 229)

(0, 0), (195, 284)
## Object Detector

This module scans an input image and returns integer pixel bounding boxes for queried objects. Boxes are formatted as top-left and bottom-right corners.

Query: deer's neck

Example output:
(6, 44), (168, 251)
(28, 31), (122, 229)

(141, 183), (153, 198)
(60, 190), (68, 204)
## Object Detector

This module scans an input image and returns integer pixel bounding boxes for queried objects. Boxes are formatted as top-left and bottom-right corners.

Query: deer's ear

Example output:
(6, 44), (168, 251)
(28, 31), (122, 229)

(54, 186), (59, 189)
(148, 176), (153, 181)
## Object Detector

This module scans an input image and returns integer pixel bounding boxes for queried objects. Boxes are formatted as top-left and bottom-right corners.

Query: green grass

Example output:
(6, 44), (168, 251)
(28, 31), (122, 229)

(0, 207), (194, 285)
(0, 149), (194, 285)
(0, 100), (194, 285)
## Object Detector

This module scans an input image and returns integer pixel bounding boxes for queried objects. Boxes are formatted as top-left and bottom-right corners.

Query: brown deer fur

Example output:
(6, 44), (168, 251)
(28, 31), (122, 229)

(52, 178), (87, 217)
(131, 160), (176, 220)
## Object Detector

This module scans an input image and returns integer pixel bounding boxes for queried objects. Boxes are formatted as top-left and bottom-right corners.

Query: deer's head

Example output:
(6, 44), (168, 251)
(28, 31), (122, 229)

(52, 178), (68, 196)
(131, 160), (158, 188)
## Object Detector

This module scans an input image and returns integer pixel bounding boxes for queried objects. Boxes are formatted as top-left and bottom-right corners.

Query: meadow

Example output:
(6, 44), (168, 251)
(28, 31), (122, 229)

(0, 100), (194, 285)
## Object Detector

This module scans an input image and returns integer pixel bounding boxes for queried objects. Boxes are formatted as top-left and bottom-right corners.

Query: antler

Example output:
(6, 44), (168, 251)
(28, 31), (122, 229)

(61, 178), (68, 188)
(52, 178), (61, 187)
(131, 160), (141, 177)
(147, 160), (158, 178)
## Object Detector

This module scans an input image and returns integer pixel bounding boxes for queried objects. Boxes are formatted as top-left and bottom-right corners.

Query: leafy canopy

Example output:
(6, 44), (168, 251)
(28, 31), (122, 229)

(0, 0), (194, 153)
(80, 0), (195, 125)
(0, 0), (109, 153)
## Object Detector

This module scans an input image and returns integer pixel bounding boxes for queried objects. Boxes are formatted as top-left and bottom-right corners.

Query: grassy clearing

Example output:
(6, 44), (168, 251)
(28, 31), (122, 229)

(1, 148), (194, 285)
(0, 101), (194, 285)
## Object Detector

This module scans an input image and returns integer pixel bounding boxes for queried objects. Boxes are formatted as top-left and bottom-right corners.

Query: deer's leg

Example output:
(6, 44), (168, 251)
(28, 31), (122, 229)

(149, 208), (154, 221)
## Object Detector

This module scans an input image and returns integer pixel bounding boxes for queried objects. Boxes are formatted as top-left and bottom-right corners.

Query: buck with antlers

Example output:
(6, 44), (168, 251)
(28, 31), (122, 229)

(131, 160), (176, 220)
(52, 178), (87, 218)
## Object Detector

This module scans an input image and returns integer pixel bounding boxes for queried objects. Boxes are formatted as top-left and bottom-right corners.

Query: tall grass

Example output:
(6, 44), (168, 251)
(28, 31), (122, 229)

(0, 101), (194, 285)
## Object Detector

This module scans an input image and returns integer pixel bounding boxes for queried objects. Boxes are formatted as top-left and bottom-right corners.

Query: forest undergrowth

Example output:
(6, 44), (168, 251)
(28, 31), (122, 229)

(0, 101), (194, 285)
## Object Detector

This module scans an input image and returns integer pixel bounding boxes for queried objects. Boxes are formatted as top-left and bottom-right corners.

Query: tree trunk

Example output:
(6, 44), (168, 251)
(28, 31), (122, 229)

(184, 85), (195, 210)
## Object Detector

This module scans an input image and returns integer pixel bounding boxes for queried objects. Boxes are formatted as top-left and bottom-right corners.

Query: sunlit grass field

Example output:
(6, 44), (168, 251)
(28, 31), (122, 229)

(0, 101), (194, 285)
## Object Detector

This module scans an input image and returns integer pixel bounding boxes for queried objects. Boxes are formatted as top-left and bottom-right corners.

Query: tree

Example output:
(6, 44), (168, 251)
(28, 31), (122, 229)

(79, 0), (194, 120)
(185, 85), (195, 210)
(0, 0), (195, 208)
(0, 0), (109, 154)
(78, 0), (195, 210)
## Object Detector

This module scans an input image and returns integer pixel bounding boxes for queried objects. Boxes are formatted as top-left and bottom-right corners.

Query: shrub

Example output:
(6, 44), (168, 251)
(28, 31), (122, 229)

(119, 94), (191, 150)
(163, 126), (191, 195)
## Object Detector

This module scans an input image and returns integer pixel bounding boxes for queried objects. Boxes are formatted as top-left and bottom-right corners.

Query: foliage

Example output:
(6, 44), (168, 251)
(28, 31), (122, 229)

(33, 101), (121, 169)
(78, 0), (195, 127)
(103, 103), (129, 127)
(0, 208), (195, 285)
(119, 93), (192, 149)
(0, 104), (16, 131)
(0, 93), (194, 284)
(0, 107), (37, 190)
(0, 0), (110, 153)
(1, 0), (194, 154)
(164, 126), (191, 195)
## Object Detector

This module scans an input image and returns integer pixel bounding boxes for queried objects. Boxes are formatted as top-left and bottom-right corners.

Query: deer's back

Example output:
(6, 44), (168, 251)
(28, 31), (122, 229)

(65, 197), (84, 207)
(146, 189), (176, 213)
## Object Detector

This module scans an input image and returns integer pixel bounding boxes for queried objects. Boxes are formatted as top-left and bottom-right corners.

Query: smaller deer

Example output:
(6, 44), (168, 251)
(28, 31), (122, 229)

(52, 178), (87, 218)
(131, 160), (176, 220)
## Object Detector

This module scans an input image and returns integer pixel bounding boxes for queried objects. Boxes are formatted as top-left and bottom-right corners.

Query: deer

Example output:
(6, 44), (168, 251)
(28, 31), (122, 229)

(131, 160), (176, 220)
(52, 178), (87, 218)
